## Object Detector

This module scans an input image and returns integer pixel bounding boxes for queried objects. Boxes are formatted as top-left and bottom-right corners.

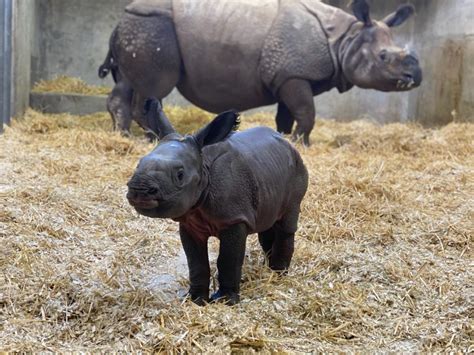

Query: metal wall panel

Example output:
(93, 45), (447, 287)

(1, 0), (12, 133)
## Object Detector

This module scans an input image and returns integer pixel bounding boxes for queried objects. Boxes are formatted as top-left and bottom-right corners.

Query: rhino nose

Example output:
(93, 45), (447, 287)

(412, 67), (422, 86)
(126, 187), (160, 209)
(402, 53), (419, 67)
(126, 185), (159, 198)
(401, 54), (422, 87)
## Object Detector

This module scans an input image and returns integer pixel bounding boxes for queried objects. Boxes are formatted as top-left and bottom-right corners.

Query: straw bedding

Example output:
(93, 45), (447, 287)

(0, 109), (472, 352)
(32, 76), (111, 96)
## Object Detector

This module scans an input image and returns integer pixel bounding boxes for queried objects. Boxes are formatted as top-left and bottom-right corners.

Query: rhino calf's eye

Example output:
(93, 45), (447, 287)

(177, 169), (185, 182)
(379, 50), (388, 62)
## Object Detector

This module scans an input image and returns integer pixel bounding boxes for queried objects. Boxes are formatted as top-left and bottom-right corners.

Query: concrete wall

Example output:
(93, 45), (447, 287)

(11, 0), (37, 118)
(409, 0), (474, 125)
(13, 0), (474, 124)
(31, 0), (129, 87)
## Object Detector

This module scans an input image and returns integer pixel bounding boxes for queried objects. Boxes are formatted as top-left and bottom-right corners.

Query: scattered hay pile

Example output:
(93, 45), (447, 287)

(32, 75), (111, 96)
(163, 106), (215, 134)
(0, 109), (472, 352)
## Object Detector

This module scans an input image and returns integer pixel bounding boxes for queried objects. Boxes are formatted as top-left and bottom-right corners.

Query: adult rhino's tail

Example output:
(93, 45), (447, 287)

(98, 28), (120, 83)
(98, 49), (118, 81)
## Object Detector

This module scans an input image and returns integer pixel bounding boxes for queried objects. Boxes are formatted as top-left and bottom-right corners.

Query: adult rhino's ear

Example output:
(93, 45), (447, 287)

(143, 98), (176, 140)
(351, 0), (372, 27)
(383, 4), (415, 27)
(193, 110), (240, 148)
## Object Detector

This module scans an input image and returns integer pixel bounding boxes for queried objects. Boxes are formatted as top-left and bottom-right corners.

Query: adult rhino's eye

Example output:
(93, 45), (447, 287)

(379, 50), (388, 62)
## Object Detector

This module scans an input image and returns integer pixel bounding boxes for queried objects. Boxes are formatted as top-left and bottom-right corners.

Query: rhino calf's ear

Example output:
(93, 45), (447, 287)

(194, 110), (240, 148)
(351, 0), (372, 27)
(383, 4), (415, 27)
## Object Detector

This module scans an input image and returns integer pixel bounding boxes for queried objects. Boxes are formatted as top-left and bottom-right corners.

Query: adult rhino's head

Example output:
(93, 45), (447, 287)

(341, 0), (422, 92)
(126, 99), (240, 219)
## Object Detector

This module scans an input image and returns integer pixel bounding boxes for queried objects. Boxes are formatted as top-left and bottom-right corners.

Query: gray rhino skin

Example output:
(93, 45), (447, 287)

(106, 0), (422, 145)
(126, 99), (308, 305)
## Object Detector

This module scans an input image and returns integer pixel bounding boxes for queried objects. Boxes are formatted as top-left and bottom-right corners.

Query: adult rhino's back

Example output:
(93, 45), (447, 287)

(172, 0), (278, 112)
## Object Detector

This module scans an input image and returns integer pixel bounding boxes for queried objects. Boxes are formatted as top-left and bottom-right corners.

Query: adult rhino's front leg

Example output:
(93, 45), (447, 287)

(211, 223), (248, 305)
(275, 102), (295, 135)
(131, 93), (160, 142)
(278, 79), (315, 146)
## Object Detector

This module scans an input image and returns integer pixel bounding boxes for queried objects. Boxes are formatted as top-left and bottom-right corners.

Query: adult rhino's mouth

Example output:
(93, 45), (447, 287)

(396, 56), (422, 90)
(396, 77), (415, 90)
(394, 70), (422, 91)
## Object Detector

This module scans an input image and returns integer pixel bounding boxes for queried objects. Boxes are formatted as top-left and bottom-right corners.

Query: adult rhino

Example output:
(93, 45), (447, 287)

(104, 0), (422, 145)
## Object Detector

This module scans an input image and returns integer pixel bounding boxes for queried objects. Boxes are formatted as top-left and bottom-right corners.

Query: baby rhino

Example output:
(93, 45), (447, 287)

(126, 99), (308, 305)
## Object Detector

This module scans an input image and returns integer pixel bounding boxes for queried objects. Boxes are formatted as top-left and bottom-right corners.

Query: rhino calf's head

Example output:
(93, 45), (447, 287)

(126, 99), (240, 219)
(341, 0), (422, 92)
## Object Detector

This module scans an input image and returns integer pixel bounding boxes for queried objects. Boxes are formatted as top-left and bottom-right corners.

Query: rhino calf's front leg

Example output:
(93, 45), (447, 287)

(211, 223), (248, 305)
(179, 225), (211, 305)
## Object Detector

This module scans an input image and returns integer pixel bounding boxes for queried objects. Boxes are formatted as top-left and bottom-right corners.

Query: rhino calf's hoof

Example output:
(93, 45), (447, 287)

(179, 289), (209, 306)
(190, 289), (210, 306)
(210, 289), (240, 305)
(191, 296), (209, 307)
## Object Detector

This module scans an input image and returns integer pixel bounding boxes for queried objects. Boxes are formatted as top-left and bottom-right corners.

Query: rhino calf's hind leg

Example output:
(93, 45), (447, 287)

(269, 229), (295, 272)
(258, 227), (276, 262)
(278, 79), (315, 146)
(259, 224), (295, 272)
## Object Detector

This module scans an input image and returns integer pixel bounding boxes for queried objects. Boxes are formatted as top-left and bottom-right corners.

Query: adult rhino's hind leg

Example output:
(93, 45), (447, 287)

(107, 81), (134, 135)
(114, 13), (182, 103)
(278, 79), (315, 146)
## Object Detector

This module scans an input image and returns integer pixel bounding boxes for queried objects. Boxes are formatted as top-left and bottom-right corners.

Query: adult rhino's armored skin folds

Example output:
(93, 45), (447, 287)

(126, 99), (308, 305)
(101, 0), (422, 145)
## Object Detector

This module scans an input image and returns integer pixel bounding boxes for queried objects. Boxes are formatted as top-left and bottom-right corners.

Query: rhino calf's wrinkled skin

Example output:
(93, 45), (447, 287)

(126, 99), (308, 305)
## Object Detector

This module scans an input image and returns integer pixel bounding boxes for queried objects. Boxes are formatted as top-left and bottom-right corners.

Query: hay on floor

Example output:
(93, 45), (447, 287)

(32, 75), (111, 96)
(0, 109), (472, 352)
